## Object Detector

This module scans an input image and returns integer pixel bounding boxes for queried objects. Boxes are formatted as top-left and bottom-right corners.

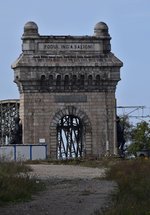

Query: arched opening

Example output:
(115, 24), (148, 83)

(80, 74), (84, 89)
(96, 74), (100, 85)
(88, 75), (93, 85)
(49, 75), (53, 86)
(64, 75), (69, 89)
(56, 75), (61, 89)
(51, 106), (92, 159)
(41, 75), (46, 85)
(40, 75), (48, 91)
(57, 115), (83, 159)
(72, 75), (77, 89)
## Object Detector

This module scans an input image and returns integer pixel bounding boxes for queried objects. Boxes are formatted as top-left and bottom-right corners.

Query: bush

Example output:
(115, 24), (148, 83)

(100, 159), (150, 215)
(0, 161), (45, 205)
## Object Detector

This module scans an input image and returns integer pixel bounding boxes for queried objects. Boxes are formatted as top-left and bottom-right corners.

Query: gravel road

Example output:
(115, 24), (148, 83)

(0, 164), (116, 215)
(29, 164), (106, 180)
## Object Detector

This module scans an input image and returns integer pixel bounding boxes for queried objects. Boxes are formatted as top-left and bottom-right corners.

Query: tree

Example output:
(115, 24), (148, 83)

(119, 115), (133, 143)
(128, 121), (150, 154)
(116, 115), (133, 157)
(116, 115), (133, 146)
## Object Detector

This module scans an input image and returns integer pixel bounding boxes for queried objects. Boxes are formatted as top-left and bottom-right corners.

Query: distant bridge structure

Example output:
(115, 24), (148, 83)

(117, 106), (150, 123)
(0, 99), (19, 145)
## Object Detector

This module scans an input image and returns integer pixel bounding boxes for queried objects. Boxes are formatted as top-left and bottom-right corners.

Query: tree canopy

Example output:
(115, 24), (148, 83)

(128, 121), (150, 154)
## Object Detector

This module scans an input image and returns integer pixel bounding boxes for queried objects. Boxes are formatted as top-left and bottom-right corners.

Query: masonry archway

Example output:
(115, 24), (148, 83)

(51, 106), (92, 159)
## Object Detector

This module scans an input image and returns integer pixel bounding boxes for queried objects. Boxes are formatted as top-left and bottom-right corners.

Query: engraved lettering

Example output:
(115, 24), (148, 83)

(44, 44), (58, 49)
(39, 43), (95, 51)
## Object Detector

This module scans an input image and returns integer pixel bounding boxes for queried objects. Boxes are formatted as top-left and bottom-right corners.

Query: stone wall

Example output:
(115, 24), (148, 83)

(19, 91), (116, 158)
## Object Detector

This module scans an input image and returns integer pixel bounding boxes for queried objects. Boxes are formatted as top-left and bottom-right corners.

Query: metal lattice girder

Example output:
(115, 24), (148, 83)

(57, 115), (83, 159)
(0, 99), (19, 145)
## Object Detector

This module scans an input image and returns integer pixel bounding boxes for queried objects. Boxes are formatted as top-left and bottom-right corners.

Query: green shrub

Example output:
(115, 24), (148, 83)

(100, 159), (150, 215)
(0, 161), (45, 205)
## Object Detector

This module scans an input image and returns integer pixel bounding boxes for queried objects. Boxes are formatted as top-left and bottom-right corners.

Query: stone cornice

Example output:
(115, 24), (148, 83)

(12, 53), (123, 68)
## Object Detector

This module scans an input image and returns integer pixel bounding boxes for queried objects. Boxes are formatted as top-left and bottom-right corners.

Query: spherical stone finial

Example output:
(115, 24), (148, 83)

(23, 21), (39, 37)
(94, 22), (109, 37)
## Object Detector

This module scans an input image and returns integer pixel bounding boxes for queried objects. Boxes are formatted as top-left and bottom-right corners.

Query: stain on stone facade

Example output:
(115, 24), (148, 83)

(12, 21), (123, 159)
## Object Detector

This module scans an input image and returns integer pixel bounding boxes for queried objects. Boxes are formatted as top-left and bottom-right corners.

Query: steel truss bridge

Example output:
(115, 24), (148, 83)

(0, 99), (19, 145)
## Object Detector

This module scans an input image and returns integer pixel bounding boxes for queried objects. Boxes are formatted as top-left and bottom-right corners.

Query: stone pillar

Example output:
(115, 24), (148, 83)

(12, 21), (123, 159)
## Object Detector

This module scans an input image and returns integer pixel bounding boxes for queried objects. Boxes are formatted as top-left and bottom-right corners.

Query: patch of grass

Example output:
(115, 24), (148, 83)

(98, 159), (150, 215)
(0, 161), (45, 206)
(46, 158), (82, 166)
(0, 161), (31, 176)
(44, 157), (119, 168)
(25, 159), (45, 165)
(25, 155), (120, 169)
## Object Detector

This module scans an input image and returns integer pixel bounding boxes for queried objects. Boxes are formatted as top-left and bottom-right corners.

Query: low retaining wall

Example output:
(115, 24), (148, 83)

(0, 144), (47, 161)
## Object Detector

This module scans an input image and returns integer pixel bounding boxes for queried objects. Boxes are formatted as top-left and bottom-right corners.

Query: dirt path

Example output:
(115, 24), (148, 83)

(0, 165), (116, 215)
(29, 164), (106, 179)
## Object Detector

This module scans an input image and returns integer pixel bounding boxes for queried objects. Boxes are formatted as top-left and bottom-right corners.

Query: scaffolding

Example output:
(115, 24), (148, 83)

(0, 99), (19, 145)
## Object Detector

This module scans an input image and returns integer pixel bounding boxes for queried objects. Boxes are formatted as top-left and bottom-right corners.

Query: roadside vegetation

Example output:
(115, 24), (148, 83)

(2, 157), (150, 214)
(46, 158), (113, 168)
(97, 159), (150, 215)
(43, 157), (150, 215)
(128, 121), (150, 155)
(0, 161), (45, 206)
(118, 117), (150, 156)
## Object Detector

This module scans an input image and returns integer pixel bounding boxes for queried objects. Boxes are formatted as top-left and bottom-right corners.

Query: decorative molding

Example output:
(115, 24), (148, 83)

(51, 105), (91, 129)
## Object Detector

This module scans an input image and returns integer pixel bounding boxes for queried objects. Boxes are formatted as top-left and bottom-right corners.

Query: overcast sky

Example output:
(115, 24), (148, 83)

(0, 0), (150, 117)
